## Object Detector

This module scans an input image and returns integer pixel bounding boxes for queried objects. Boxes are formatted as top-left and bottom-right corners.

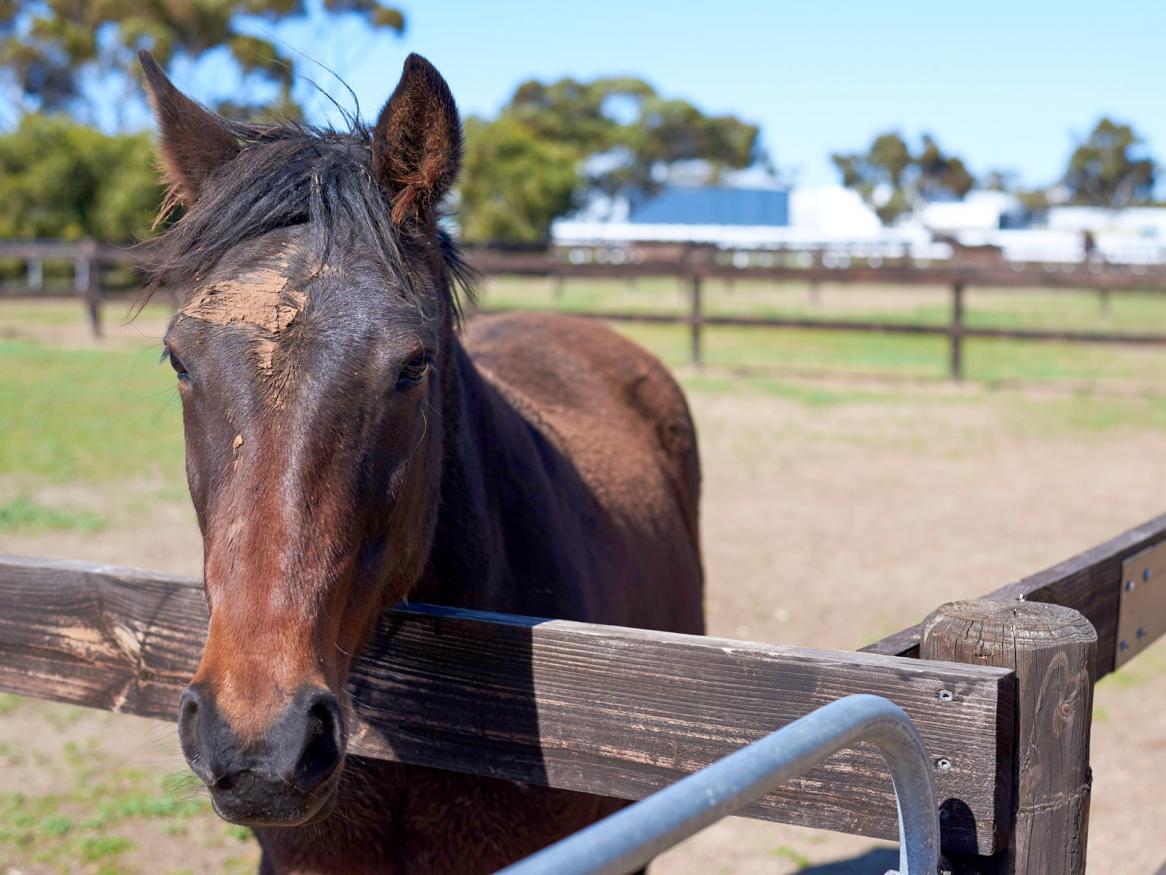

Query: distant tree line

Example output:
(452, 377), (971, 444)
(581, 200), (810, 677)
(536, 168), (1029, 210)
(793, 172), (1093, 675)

(0, 115), (160, 241)
(0, 0), (407, 242)
(0, 0), (1160, 243)
(460, 77), (763, 243)
(833, 119), (1159, 224)
(0, 0), (405, 123)
(831, 133), (974, 225)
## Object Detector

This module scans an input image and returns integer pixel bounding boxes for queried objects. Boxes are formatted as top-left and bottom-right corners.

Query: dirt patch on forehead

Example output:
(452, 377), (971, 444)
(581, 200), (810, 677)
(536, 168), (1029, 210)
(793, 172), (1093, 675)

(179, 264), (310, 402)
(180, 268), (307, 337)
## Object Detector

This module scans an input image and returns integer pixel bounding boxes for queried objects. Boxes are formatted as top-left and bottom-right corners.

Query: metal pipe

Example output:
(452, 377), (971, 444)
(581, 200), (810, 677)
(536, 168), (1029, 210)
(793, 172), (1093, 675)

(498, 694), (940, 875)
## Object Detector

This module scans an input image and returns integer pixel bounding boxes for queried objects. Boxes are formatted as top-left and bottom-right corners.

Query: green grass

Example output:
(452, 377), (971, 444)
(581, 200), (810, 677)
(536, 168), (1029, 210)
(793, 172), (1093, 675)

(606, 321), (1166, 384)
(0, 739), (257, 874)
(0, 303), (87, 327)
(481, 276), (1166, 384)
(482, 275), (1166, 330)
(680, 373), (899, 407)
(0, 338), (184, 484)
(2, 288), (1166, 500)
(0, 495), (106, 533)
(769, 844), (812, 868)
(0, 300), (173, 330)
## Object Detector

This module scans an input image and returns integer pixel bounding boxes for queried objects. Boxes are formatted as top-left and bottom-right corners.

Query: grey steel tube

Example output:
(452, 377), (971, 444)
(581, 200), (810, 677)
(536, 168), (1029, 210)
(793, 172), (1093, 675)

(497, 693), (940, 875)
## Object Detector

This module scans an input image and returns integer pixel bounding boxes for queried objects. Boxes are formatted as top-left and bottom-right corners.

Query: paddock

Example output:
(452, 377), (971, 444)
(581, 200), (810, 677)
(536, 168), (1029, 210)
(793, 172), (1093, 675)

(1, 300), (1165, 873)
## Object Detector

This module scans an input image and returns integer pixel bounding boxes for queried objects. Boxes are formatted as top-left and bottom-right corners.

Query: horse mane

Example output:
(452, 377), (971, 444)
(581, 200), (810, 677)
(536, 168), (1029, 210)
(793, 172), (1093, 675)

(135, 119), (475, 323)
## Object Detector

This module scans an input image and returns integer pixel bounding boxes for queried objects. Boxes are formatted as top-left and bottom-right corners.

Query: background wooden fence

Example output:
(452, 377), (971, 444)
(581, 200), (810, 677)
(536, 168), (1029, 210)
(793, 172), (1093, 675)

(468, 249), (1166, 380)
(7, 240), (1166, 379)
(2, 508), (1164, 872)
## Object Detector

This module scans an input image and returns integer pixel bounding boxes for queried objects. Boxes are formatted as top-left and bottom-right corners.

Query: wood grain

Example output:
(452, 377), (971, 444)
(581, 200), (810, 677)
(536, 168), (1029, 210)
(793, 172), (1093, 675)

(922, 600), (1096, 873)
(0, 554), (1014, 854)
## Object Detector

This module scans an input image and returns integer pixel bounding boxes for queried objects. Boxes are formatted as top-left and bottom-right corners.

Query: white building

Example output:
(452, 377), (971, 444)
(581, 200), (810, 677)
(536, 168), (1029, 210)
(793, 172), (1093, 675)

(552, 184), (948, 260)
(551, 181), (1166, 266)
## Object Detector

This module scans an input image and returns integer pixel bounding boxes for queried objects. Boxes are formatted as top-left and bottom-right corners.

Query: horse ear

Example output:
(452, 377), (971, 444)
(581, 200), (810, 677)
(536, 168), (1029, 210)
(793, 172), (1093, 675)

(138, 50), (241, 205)
(371, 54), (462, 228)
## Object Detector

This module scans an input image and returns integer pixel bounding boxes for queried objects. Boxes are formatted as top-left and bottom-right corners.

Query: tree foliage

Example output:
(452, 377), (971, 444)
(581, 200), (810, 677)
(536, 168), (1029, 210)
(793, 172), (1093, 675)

(0, 0), (405, 120)
(460, 77), (763, 243)
(832, 131), (974, 224)
(0, 114), (163, 241)
(1063, 118), (1156, 208)
(459, 116), (579, 245)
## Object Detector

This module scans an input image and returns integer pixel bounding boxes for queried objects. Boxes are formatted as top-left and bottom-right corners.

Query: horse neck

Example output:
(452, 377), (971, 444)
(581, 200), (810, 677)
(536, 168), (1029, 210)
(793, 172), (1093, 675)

(411, 332), (514, 608)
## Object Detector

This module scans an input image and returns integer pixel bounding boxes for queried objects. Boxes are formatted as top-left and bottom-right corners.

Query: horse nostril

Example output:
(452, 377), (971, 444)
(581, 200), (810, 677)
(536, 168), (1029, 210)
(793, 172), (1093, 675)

(179, 687), (201, 723)
(294, 691), (344, 792)
(177, 685), (219, 786)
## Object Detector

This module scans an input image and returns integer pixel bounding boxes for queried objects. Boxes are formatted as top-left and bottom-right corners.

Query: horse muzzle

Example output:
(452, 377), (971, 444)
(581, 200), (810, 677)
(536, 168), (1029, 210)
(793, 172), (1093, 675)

(178, 683), (346, 826)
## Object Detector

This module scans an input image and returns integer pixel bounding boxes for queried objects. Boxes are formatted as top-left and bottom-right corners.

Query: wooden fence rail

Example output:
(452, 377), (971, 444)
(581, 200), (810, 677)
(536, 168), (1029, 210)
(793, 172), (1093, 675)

(0, 554), (1013, 855)
(7, 241), (1166, 379)
(468, 254), (1166, 380)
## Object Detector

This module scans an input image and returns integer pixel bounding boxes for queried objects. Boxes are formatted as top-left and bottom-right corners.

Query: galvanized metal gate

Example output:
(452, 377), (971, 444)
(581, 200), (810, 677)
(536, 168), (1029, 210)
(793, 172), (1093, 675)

(499, 694), (941, 875)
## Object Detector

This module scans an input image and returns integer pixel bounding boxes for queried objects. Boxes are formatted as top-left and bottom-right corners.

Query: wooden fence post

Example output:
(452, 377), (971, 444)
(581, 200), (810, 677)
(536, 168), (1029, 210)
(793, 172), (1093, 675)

(689, 271), (703, 367)
(27, 258), (43, 290)
(552, 271), (564, 301)
(921, 599), (1096, 874)
(76, 239), (101, 338)
(950, 281), (965, 381)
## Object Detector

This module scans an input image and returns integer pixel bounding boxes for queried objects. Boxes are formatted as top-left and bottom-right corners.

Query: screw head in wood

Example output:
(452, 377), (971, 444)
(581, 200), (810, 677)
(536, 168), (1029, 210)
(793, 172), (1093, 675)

(1143, 568), (1152, 583)
(1136, 627), (1146, 640)
(1120, 639), (1130, 651)
(935, 758), (952, 772)
(1125, 579), (1135, 591)
(937, 689), (954, 702)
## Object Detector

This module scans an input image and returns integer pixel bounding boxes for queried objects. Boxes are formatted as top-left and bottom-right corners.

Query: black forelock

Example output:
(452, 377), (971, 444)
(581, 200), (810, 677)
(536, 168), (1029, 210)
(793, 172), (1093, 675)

(136, 120), (474, 323)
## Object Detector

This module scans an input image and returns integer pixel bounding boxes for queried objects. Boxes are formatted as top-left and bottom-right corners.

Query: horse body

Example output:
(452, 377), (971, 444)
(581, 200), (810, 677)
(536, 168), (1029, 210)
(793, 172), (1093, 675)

(138, 51), (703, 874)
(258, 313), (702, 874)
(422, 311), (703, 629)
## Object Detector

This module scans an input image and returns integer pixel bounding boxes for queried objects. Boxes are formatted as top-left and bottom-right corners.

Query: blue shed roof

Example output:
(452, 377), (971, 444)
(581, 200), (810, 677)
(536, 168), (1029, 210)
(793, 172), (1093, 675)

(629, 186), (789, 227)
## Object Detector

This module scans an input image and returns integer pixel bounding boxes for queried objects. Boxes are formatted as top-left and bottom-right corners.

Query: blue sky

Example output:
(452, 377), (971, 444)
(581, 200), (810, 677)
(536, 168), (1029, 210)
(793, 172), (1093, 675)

(175, 0), (1164, 190)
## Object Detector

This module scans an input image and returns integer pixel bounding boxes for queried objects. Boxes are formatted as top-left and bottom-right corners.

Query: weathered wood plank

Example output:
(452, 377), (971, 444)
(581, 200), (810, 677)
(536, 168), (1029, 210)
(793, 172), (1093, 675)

(467, 250), (1166, 293)
(7, 238), (1166, 292)
(477, 306), (1166, 346)
(922, 600), (1096, 873)
(861, 511), (1166, 679)
(0, 554), (1014, 854)
(860, 625), (921, 659)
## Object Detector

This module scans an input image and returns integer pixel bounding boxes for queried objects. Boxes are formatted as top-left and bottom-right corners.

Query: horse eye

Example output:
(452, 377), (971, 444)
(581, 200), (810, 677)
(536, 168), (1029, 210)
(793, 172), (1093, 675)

(165, 349), (190, 381)
(396, 352), (431, 390)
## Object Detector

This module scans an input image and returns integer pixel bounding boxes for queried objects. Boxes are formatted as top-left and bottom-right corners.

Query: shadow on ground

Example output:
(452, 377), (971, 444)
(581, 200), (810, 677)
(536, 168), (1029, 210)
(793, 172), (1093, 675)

(798, 848), (900, 874)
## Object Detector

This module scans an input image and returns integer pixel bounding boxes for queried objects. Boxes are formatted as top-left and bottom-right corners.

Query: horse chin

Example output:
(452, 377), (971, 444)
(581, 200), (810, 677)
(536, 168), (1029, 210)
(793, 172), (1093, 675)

(299, 782), (342, 826)
(210, 767), (343, 830)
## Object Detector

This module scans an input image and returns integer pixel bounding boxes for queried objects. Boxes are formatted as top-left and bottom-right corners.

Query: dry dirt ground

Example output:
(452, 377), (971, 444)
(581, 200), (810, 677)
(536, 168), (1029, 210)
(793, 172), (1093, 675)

(2, 309), (1165, 873)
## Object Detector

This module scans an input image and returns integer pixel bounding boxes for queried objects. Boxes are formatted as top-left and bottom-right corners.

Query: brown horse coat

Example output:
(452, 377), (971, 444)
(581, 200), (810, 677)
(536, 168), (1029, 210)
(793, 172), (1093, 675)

(256, 313), (703, 874)
(139, 50), (703, 874)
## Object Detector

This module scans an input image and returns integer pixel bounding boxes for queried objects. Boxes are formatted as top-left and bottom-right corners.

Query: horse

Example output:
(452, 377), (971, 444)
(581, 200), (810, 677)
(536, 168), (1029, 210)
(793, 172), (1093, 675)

(137, 51), (704, 874)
